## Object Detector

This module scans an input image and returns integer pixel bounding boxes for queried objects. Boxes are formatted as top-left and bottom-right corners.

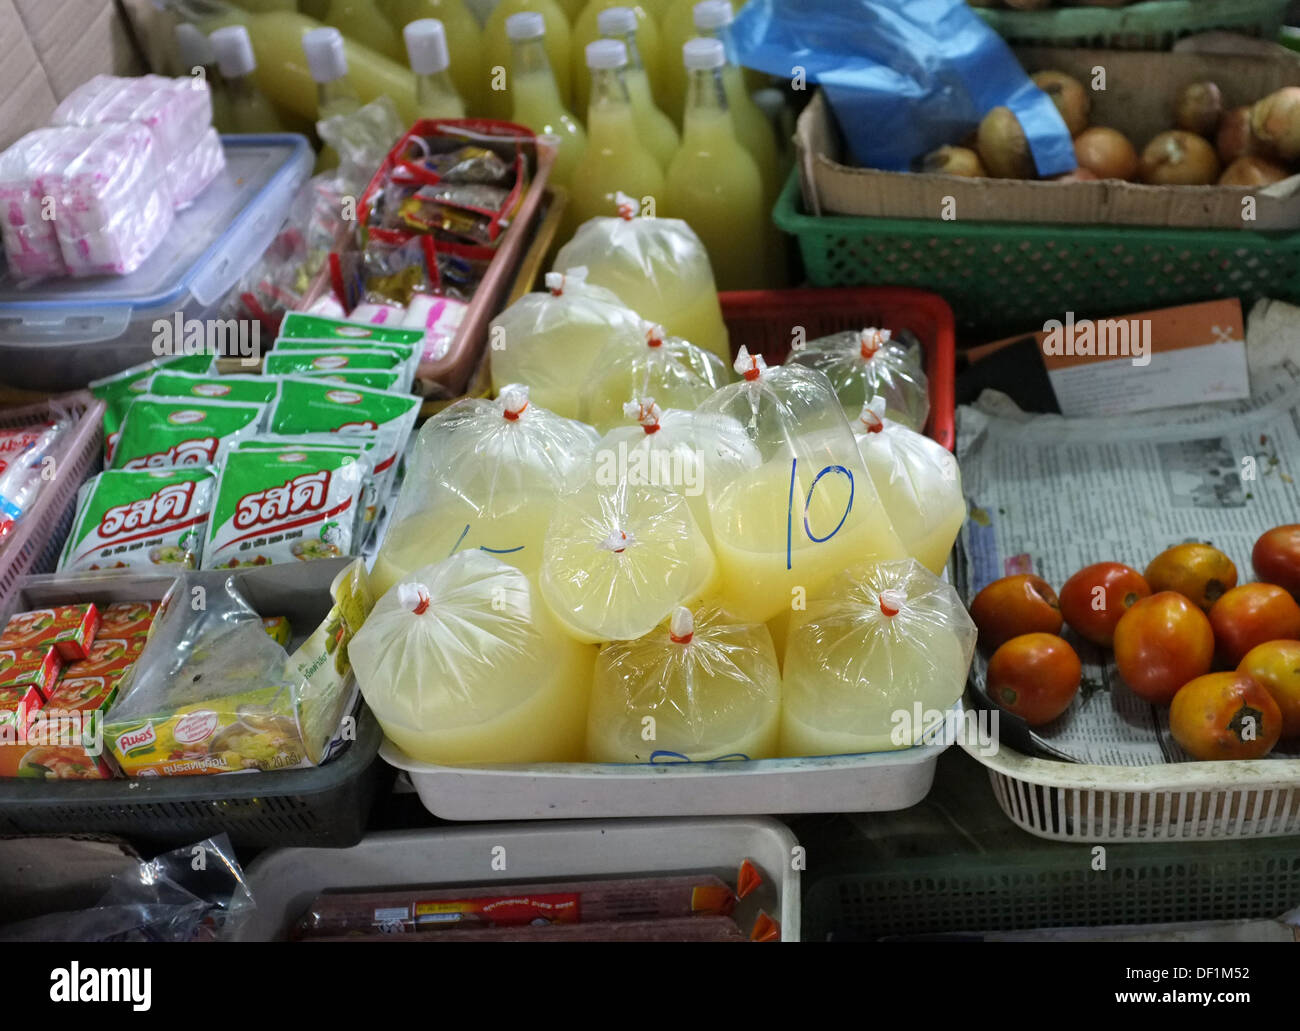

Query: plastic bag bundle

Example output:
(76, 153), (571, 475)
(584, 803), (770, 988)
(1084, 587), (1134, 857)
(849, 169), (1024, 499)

(553, 193), (731, 365)
(587, 605), (782, 763)
(373, 385), (598, 595)
(695, 347), (908, 623)
(780, 558), (977, 757)
(0, 129), (70, 279)
(580, 321), (728, 433)
(539, 475), (716, 645)
(853, 396), (965, 574)
(350, 551), (596, 766)
(488, 266), (644, 419)
(789, 326), (929, 431)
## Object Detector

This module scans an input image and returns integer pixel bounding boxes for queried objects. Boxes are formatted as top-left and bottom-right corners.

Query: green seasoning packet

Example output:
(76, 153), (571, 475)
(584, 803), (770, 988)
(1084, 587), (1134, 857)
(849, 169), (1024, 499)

(148, 371), (281, 406)
(263, 349), (403, 376)
(272, 338), (418, 386)
(58, 467), (216, 573)
(90, 355), (216, 460)
(277, 312), (424, 348)
(297, 369), (403, 391)
(202, 442), (369, 570)
(110, 396), (266, 471)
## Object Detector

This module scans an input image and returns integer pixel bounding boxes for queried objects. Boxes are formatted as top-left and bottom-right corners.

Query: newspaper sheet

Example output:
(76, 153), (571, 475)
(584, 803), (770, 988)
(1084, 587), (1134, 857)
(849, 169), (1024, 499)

(956, 358), (1300, 766)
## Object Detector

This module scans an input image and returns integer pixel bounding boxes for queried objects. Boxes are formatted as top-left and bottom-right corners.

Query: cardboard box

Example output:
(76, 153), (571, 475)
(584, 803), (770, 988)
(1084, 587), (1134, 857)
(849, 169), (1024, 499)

(796, 48), (1300, 230)
(0, 603), (100, 661)
(0, 647), (62, 699)
(99, 600), (161, 639)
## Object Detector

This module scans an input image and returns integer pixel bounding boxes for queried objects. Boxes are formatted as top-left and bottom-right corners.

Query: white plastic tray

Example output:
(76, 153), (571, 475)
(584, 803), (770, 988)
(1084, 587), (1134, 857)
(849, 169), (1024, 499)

(237, 817), (801, 942)
(382, 739), (946, 821)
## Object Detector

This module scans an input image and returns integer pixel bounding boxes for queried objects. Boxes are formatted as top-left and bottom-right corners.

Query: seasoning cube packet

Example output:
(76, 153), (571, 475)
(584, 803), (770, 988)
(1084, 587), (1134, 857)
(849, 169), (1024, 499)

(110, 396), (266, 471)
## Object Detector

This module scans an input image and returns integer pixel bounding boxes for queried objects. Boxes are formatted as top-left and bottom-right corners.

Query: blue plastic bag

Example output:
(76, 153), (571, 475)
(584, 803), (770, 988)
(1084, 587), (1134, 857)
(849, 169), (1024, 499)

(731, 0), (1076, 177)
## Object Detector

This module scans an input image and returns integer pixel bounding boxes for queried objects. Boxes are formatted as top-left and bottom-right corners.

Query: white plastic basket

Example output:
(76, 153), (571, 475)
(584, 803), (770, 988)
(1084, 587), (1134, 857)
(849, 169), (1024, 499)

(964, 737), (1300, 842)
(237, 817), (801, 942)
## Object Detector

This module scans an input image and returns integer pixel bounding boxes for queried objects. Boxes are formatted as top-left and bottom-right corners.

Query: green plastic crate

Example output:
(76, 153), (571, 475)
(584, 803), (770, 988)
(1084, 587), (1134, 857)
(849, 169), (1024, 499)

(774, 171), (1300, 338)
(975, 0), (1288, 50)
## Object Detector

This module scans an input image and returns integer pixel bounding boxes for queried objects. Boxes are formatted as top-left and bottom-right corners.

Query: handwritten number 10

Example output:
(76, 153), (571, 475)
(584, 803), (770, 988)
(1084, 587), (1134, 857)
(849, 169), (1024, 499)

(786, 458), (855, 570)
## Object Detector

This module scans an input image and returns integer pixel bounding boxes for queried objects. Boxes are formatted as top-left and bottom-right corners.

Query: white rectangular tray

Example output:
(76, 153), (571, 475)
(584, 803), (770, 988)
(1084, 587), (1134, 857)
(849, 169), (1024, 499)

(382, 740), (946, 821)
(237, 817), (801, 942)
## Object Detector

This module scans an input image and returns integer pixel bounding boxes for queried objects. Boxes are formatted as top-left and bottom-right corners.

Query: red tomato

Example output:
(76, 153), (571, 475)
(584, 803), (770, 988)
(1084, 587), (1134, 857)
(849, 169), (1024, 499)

(969, 574), (1062, 653)
(1059, 562), (1151, 647)
(985, 633), (1082, 726)
(1170, 672), (1282, 761)
(1208, 583), (1300, 667)
(1144, 543), (1237, 612)
(1253, 525), (1300, 600)
(1113, 592), (1215, 705)
(1238, 640), (1300, 738)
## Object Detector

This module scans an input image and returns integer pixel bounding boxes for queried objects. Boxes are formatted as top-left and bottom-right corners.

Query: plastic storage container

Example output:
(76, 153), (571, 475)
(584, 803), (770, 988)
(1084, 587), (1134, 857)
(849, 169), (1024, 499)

(0, 134), (312, 391)
(236, 817), (801, 941)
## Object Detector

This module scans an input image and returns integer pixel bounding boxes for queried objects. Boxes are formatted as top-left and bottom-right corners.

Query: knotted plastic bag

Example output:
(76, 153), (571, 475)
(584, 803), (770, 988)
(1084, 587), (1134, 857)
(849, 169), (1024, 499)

(780, 558), (977, 757)
(580, 320), (728, 433)
(695, 347), (908, 623)
(852, 396), (965, 575)
(587, 605), (782, 763)
(372, 385), (598, 595)
(540, 474), (716, 645)
(488, 266), (643, 419)
(350, 551), (596, 766)
(789, 326), (929, 431)
(553, 193), (731, 365)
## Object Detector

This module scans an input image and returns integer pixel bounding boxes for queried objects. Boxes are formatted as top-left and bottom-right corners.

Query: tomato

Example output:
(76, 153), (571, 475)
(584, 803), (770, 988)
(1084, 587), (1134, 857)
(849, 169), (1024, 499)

(1238, 640), (1300, 738)
(985, 633), (1082, 726)
(1208, 583), (1300, 667)
(1253, 524), (1300, 600)
(1169, 672), (1282, 761)
(1113, 591), (1215, 705)
(969, 574), (1062, 653)
(1144, 543), (1238, 611)
(1059, 562), (1151, 647)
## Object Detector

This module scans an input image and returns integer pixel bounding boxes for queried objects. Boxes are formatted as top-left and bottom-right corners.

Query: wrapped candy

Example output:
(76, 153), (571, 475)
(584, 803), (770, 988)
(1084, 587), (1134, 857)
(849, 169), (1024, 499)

(780, 559), (977, 757)
(350, 551), (596, 765)
(587, 605), (782, 763)
(789, 326), (929, 431)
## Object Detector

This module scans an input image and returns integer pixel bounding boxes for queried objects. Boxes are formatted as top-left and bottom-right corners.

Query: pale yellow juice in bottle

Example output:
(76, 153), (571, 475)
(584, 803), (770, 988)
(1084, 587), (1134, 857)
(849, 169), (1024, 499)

(598, 6), (678, 172)
(404, 18), (466, 118)
(484, 0), (573, 118)
(302, 26), (362, 172)
(175, 24), (233, 133)
(507, 13), (586, 191)
(210, 24), (286, 132)
(563, 40), (665, 238)
(665, 40), (765, 292)
(571, 1), (664, 118)
(324, 0), (406, 62)
(381, 0), (487, 113)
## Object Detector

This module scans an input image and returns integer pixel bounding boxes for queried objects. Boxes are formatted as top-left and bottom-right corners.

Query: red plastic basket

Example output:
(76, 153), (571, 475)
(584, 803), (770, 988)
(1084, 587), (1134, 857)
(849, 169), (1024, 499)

(718, 287), (957, 451)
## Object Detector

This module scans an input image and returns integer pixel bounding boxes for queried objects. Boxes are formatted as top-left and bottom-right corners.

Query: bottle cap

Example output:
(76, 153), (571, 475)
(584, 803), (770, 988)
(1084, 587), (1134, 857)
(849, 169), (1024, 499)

(597, 6), (638, 36)
(175, 23), (215, 71)
(210, 25), (257, 79)
(506, 11), (546, 41)
(694, 0), (734, 30)
(586, 39), (628, 70)
(404, 19), (451, 75)
(752, 87), (786, 119)
(683, 37), (725, 72)
(303, 27), (348, 84)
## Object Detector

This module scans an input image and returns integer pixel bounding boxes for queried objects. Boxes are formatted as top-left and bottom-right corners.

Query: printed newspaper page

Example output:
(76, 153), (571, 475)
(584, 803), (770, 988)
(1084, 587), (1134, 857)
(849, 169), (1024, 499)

(956, 359), (1300, 766)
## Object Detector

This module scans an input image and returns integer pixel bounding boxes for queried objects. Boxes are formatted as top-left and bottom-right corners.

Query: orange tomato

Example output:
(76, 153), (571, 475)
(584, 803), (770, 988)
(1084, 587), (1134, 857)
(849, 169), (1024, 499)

(1113, 591), (1215, 705)
(1169, 672), (1282, 760)
(1144, 542), (1238, 612)
(1208, 583), (1300, 667)
(1237, 639), (1300, 738)
(985, 633), (1082, 726)
(1059, 562), (1151, 647)
(969, 574), (1062, 653)
(1253, 524), (1300, 600)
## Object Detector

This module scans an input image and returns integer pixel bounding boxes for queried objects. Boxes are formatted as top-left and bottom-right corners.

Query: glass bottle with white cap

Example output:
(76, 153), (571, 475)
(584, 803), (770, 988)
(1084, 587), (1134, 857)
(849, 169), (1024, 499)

(174, 23), (231, 134)
(323, 0), (405, 62)
(404, 18), (465, 118)
(380, 0), (486, 114)
(210, 24), (286, 133)
(506, 12), (586, 190)
(665, 37), (764, 291)
(570, 1), (665, 119)
(564, 38), (666, 236)
(302, 26), (362, 171)
(597, 6), (678, 172)
(483, 0), (573, 120)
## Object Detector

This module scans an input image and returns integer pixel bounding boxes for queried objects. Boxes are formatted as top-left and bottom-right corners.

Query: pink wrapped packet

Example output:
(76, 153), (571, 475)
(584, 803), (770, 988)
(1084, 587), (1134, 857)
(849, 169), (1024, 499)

(0, 128), (77, 280)
(169, 127), (226, 208)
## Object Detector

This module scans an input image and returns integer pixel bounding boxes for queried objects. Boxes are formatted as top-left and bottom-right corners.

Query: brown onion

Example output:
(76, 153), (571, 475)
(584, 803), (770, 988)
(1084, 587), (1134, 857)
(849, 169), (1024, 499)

(1218, 156), (1290, 187)
(1251, 87), (1300, 160)
(922, 145), (988, 177)
(1173, 81), (1223, 138)
(1032, 70), (1091, 137)
(1217, 105), (1271, 164)
(1073, 126), (1139, 180)
(977, 106), (1036, 179)
(1139, 130), (1221, 185)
